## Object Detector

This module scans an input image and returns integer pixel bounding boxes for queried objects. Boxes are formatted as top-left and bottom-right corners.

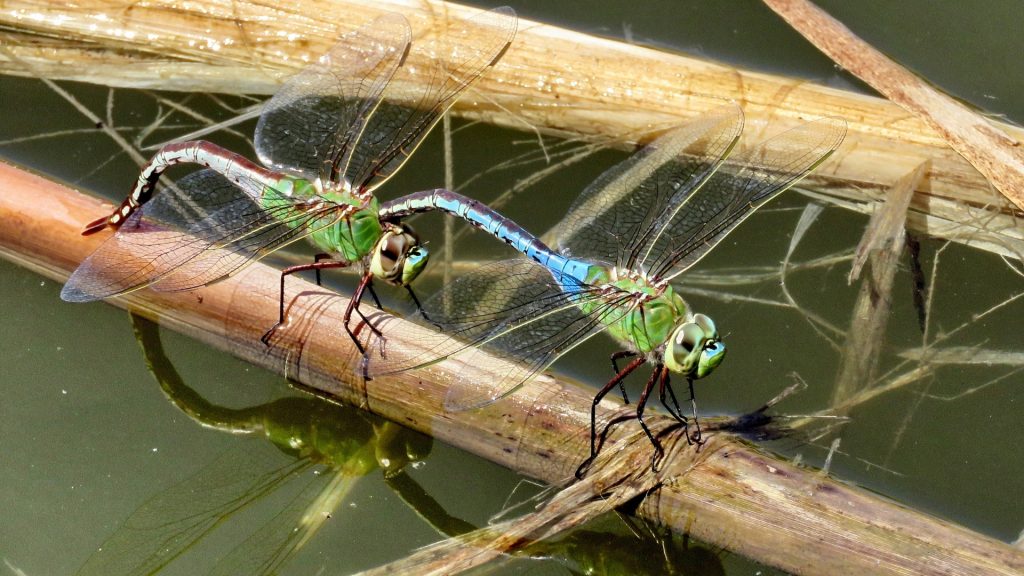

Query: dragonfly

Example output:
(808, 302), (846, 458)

(371, 105), (846, 476)
(61, 6), (517, 355)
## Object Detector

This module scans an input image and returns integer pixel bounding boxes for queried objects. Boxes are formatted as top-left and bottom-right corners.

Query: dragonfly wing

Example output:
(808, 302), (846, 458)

(368, 258), (632, 411)
(61, 169), (341, 300)
(555, 105), (744, 268)
(253, 13), (412, 183)
(75, 443), (312, 576)
(342, 6), (517, 192)
(646, 116), (847, 283)
(208, 469), (354, 576)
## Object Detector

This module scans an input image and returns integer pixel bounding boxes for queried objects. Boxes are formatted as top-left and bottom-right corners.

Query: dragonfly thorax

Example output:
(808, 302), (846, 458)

(588, 268), (684, 356)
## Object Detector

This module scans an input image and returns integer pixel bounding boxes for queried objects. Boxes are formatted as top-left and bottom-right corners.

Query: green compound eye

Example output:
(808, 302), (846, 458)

(401, 246), (429, 285)
(369, 226), (428, 286)
(693, 313), (717, 339)
(678, 323), (704, 353)
(666, 316), (726, 379)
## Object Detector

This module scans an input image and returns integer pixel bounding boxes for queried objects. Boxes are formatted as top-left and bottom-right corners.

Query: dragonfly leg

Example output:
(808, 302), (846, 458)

(407, 285), (442, 330)
(313, 253), (332, 286)
(367, 283), (384, 310)
(660, 372), (706, 447)
(261, 259), (350, 345)
(343, 272), (387, 380)
(687, 378), (704, 446)
(575, 355), (646, 479)
(635, 365), (667, 472)
(610, 351), (638, 403)
(659, 373), (688, 426)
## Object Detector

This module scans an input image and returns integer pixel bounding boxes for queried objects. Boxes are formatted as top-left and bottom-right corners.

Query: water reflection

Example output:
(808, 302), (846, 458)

(77, 313), (728, 575)
(76, 313), (432, 575)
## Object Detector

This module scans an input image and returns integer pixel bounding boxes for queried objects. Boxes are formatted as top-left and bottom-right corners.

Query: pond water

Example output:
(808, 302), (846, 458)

(1, 1), (1022, 574)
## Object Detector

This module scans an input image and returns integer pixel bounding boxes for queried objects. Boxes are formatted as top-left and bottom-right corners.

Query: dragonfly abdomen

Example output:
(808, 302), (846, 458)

(83, 141), (291, 235)
(378, 188), (592, 284)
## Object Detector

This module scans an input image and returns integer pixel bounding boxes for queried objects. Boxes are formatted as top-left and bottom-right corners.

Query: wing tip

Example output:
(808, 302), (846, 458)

(59, 282), (98, 303)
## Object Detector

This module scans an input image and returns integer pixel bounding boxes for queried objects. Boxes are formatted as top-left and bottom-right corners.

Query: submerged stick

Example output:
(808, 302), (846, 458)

(2, 162), (1022, 575)
(1, 0), (1023, 258)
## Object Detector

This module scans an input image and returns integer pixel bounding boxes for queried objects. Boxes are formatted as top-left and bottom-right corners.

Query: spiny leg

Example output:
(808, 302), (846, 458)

(610, 351), (639, 403)
(575, 355), (647, 479)
(658, 371), (697, 446)
(686, 378), (704, 445)
(405, 285), (425, 315)
(313, 253), (331, 286)
(367, 283), (384, 310)
(261, 259), (350, 345)
(343, 271), (387, 379)
(658, 371), (687, 425)
(635, 365), (667, 472)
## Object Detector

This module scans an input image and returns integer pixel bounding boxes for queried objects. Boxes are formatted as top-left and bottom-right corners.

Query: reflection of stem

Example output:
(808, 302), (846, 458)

(779, 203), (844, 350)
(832, 164), (923, 407)
(870, 242), (1024, 395)
(687, 250), (852, 286)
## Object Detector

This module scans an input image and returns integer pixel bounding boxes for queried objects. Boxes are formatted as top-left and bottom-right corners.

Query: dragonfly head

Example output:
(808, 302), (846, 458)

(370, 223), (429, 286)
(665, 313), (726, 379)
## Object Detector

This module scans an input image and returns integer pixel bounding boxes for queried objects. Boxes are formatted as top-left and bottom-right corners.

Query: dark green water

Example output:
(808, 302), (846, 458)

(2, 1), (1022, 574)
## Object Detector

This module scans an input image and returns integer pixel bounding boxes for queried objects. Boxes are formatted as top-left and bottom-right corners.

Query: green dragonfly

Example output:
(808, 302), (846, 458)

(372, 104), (846, 476)
(61, 7), (517, 354)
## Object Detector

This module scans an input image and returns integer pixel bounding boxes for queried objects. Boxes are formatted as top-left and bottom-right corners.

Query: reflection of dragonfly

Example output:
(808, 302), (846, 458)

(373, 105), (845, 475)
(76, 314), (432, 576)
(61, 7), (517, 353)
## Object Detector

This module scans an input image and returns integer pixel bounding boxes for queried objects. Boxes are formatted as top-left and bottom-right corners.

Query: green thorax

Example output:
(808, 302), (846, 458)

(261, 177), (382, 262)
(581, 267), (688, 354)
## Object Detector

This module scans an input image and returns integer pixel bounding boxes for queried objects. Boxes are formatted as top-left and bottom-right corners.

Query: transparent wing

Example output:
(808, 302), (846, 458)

(253, 13), (412, 184)
(645, 116), (847, 282)
(61, 170), (343, 301)
(75, 443), (313, 576)
(342, 6), (517, 192)
(556, 105), (744, 269)
(208, 470), (355, 576)
(368, 258), (633, 411)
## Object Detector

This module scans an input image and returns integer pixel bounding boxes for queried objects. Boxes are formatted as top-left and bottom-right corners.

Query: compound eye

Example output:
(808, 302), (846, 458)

(379, 232), (410, 270)
(675, 322), (704, 353)
(693, 313), (717, 338)
(400, 244), (429, 285)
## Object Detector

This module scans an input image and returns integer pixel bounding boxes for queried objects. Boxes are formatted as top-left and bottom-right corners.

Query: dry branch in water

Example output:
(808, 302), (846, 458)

(1, 0), (1023, 258)
(763, 0), (1024, 211)
(1, 161), (1022, 575)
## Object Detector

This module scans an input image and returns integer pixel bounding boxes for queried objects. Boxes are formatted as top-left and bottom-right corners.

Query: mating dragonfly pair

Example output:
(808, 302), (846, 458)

(61, 6), (845, 477)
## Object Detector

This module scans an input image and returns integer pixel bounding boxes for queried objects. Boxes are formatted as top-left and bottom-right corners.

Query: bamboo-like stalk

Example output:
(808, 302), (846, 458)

(2, 161), (1021, 575)
(763, 0), (1024, 212)
(1, 0), (1022, 258)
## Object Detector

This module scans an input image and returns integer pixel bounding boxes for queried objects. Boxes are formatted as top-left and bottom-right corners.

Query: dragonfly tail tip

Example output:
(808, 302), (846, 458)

(81, 215), (112, 236)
